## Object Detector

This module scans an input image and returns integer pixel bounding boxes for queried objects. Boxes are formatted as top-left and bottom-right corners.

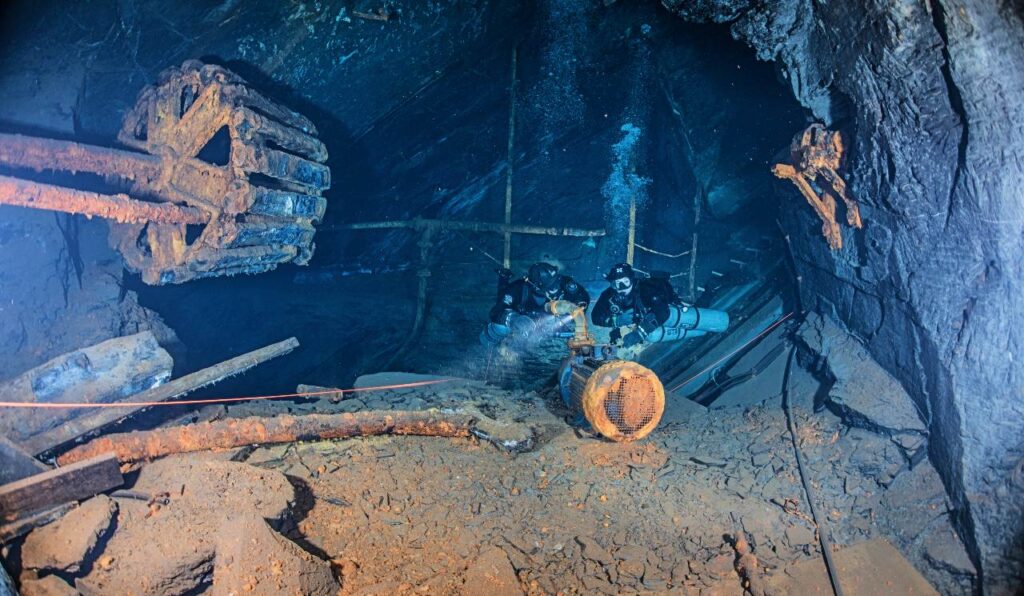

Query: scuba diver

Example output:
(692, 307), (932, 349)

(591, 262), (730, 349)
(481, 262), (590, 347)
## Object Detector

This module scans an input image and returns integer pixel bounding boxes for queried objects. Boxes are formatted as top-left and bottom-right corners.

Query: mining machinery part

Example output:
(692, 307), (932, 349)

(547, 299), (595, 351)
(772, 123), (861, 250)
(0, 60), (330, 284)
(559, 353), (665, 442)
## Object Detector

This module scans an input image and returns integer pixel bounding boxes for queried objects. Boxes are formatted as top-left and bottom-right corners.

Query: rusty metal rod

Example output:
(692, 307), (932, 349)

(0, 175), (208, 225)
(0, 133), (162, 182)
(56, 410), (477, 465)
(325, 218), (605, 237)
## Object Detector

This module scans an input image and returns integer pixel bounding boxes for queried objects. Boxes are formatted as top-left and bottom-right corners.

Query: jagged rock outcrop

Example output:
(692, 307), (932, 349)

(662, 0), (1024, 591)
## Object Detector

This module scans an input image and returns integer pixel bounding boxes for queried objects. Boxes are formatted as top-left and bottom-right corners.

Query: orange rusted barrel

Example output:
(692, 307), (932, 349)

(564, 359), (665, 442)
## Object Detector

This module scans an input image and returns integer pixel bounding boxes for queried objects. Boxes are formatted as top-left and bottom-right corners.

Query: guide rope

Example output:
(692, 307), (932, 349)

(0, 379), (453, 409)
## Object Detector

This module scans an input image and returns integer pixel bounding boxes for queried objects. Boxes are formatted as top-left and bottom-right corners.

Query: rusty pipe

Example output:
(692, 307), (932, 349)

(0, 175), (208, 225)
(0, 132), (162, 182)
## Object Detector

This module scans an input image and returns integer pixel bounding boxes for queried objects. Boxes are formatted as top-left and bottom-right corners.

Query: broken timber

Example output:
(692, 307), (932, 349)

(22, 337), (299, 455)
(57, 410), (478, 465)
(0, 453), (122, 518)
(0, 331), (173, 447)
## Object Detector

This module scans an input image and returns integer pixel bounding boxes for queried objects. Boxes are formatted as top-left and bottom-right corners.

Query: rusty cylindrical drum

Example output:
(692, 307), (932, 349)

(560, 358), (665, 442)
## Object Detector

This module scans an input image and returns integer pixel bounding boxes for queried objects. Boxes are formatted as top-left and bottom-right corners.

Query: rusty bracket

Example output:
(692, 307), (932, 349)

(772, 123), (862, 250)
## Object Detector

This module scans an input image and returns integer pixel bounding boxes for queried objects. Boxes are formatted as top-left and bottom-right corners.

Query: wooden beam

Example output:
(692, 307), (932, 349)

(57, 411), (478, 465)
(0, 453), (122, 517)
(0, 503), (74, 543)
(0, 436), (49, 485)
(22, 338), (300, 455)
(503, 47), (518, 269)
(325, 218), (604, 238)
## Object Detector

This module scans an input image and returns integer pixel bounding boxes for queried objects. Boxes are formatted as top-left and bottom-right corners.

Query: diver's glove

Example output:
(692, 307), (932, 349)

(622, 330), (643, 348)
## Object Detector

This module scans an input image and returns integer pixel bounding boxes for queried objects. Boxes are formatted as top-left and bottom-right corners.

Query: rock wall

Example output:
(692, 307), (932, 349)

(0, 35), (180, 382)
(661, 0), (1024, 591)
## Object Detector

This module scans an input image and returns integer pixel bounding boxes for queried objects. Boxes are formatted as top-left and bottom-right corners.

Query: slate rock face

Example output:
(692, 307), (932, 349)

(798, 313), (928, 446)
(662, 0), (1024, 591)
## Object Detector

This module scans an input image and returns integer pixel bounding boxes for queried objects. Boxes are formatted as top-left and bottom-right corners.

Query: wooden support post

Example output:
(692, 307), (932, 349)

(22, 338), (300, 455)
(503, 47), (518, 269)
(0, 453), (122, 517)
(0, 503), (75, 543)
(626, 197), (637, 265)
(0, 436), (49, 485)
(384, 225), (435, 369)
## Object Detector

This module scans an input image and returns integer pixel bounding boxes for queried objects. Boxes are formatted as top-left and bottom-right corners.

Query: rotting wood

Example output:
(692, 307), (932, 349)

(56, 410), (479, 465)
(0, 503), (74, 543)
(0, 60), (330, 284)
(0, 436), (49, 485)
(0, 453), (122, 518)
(0, 332), (173, 446)
(772, 123), (861, 250)
(23, 337), (299, 455)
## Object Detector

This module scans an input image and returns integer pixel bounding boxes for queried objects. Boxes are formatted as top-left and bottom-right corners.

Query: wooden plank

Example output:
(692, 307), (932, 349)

(22, 337), (300, 455)
(0, 436), (49, 485)
(0, 453), (122, 517)
(0, 503), (74, 543)
(0, 331), (173, 445)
